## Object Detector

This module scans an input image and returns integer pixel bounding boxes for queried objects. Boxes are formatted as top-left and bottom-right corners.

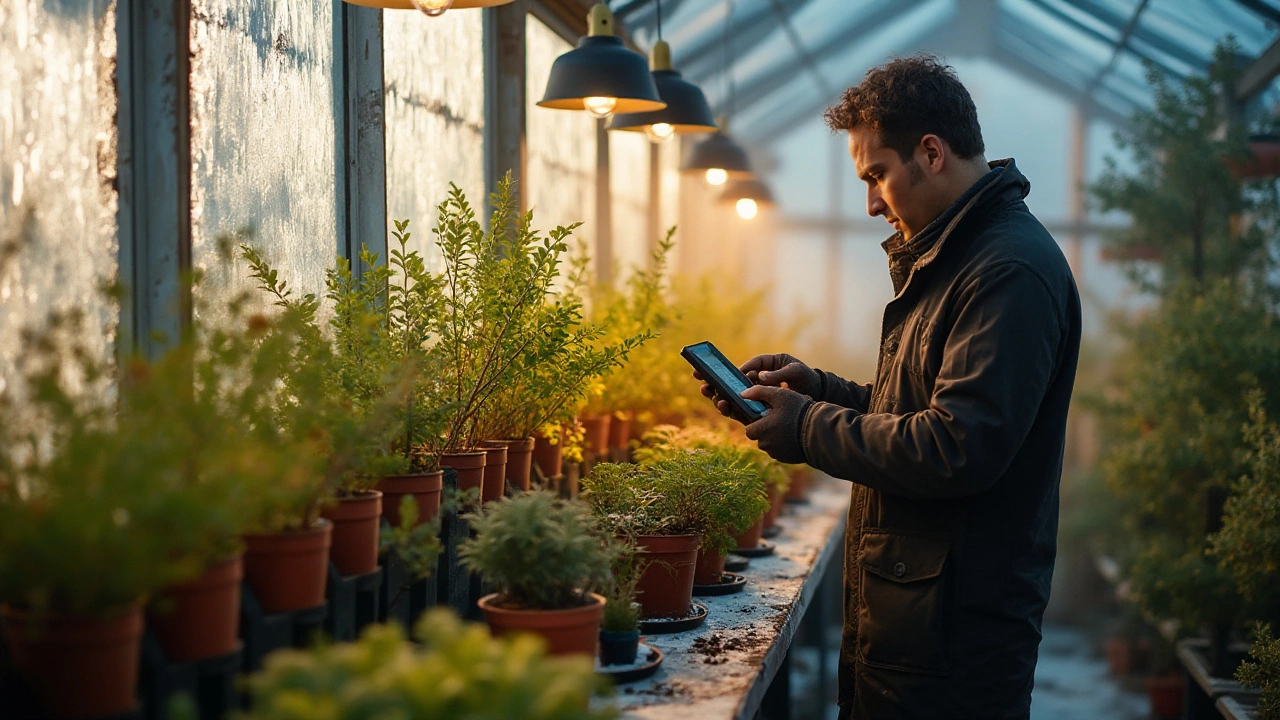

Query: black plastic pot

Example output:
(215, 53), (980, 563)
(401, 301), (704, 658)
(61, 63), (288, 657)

(599, 629), (640, 666)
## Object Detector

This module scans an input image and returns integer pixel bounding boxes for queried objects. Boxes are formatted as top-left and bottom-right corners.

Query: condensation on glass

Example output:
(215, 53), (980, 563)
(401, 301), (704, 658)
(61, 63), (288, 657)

(0, 0), (119, 396)
(525, 16), (596, 263)
(189, 0), (337, 322)
(384, 10), (485, 269)
(609, 130), (649, 282)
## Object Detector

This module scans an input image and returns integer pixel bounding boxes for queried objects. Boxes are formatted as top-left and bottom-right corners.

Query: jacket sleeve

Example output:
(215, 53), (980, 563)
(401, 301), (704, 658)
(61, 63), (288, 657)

(800, 261), (1064, 500)
(814, 369), (873, 413)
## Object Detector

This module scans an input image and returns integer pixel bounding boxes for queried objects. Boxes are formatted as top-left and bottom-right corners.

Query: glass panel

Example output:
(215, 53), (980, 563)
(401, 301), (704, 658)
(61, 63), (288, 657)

(189, 0), (337, 322)
(385, 9), (485, 268)
(0, 0), (118, 392)
(526, 15), (596, 259)
(609, 130), (650, 281)
(659, 135), (682, 249)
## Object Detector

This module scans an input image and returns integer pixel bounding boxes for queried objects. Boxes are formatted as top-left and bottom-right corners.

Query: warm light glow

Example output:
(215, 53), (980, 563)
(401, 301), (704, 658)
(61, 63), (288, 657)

(736, 198), (759, 220)
(411, 0), (453, 16)
(705, 168), (728, 186)
(583, 96), (618, 118)
(644, 123), (675, 144)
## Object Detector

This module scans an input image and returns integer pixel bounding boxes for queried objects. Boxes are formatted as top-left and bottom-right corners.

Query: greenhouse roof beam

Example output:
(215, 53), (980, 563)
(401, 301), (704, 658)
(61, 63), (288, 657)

(673, 0), (821, 79)
(1061, 0), (1205, 73)
(1232, 0), (1280, 23)
(1238, 35), (1280, 100)
(1024, 0), (1201, 73)
(1084, 0), (1152, 94)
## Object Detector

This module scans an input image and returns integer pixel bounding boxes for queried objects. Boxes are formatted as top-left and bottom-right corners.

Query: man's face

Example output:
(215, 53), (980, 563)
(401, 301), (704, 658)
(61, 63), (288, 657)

(848, 126), (931, 241)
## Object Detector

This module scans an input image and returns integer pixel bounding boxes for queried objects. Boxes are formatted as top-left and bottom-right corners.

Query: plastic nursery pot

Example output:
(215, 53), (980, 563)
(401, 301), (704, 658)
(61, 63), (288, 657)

(1, 602), (143, 719)
(488, 437), (534, 491)
(734, 515), (765, 553)
(242, 519), (332, 613)
(694, 546), (727, 586)
(377, 471), (443, 527)
(763, 484), (784, 529)
(478, 443), (509, 504)
(148, 555), (243, 663)
(578, 414), (611, 456)
(609, 413), (633, 451)
(599, 629), (640, 666)
(1146, 672), (1184, 720)
(441, 450), (487, 500)
(320, 491), (382, 576)
(532, 433), (563, 479)
(633, 534), (700, 619)
(478, 592), (605, 657)
(785, 466), (811, 501)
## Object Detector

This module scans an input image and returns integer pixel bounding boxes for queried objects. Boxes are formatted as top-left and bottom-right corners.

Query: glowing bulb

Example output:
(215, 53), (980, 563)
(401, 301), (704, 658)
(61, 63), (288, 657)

(705, 168), (728, 186)
(644, 123), (675, 144)
(736, 198), (759, 220)
(411, 0), (453, 16)
(583, 96), (618, 119)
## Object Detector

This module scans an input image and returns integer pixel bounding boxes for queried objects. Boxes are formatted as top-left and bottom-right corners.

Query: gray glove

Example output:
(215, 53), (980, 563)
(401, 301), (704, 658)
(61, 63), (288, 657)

(741, 353), (823, 400)
(741, 384), (814, 465)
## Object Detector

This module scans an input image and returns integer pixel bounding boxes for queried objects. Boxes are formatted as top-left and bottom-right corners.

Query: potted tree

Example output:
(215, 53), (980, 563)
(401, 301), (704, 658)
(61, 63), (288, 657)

(237, 608), (614, 719)
(459, 491), (615, 656)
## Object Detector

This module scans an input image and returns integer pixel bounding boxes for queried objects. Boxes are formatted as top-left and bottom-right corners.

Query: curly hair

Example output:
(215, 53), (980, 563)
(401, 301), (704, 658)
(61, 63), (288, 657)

(824, 54), (984, 162)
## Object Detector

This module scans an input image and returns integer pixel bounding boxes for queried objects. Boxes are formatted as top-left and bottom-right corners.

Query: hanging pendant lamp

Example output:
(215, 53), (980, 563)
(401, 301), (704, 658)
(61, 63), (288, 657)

(681, 127), (753, 185)
(342, 0), (514, 15)
(607, 40), (718, 143)
(537, 3), (666, 119)
(719, 176), (774, 220)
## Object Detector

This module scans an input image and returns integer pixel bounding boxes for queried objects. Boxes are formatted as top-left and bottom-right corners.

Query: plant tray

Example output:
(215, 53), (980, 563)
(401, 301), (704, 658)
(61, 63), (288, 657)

(596, 642), (664, 684)
(735, 541), (775, 558)
(638, 602), (708, 635)
(693, 572), (747, 596)
(761, 525), (782, 539)
(724, 554), (749, 572)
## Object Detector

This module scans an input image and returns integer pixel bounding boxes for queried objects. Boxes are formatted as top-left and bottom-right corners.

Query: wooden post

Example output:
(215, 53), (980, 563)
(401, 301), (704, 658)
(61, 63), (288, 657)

(595, 119), (613, 288)
(484, 0), (528, 214)
(337, 3), (387, 272)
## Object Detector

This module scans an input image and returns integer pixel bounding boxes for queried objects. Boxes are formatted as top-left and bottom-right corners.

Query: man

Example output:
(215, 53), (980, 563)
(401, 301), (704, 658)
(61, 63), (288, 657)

(699, 55), (1081, 719)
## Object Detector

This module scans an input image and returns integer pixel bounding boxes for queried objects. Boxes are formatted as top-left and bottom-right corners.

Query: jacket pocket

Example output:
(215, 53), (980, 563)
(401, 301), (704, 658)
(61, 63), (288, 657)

(857, 530), (951, 674)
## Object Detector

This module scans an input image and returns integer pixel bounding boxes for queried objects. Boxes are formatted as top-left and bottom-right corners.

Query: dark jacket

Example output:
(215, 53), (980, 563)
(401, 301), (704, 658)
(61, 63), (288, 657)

(800, 160), (1081, 720)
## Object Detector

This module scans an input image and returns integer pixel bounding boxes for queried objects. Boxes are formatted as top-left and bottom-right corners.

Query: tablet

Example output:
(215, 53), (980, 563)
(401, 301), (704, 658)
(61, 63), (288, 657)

(681, 341), (767, 423)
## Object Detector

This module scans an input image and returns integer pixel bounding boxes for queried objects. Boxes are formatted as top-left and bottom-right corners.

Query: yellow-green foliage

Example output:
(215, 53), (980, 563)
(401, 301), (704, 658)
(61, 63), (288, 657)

(238, 609), (616, 720)
(634, 423), (788, 493)
(1239, 624), (1280, 720)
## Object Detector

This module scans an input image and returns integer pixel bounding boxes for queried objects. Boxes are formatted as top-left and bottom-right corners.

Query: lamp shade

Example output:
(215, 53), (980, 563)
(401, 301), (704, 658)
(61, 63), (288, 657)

(607, 41), (717, 135)
(681, 132), (753, 178)
(538, 36), (666, 114)
(719, 176), (774, 206)
(342, 0), (514, 10)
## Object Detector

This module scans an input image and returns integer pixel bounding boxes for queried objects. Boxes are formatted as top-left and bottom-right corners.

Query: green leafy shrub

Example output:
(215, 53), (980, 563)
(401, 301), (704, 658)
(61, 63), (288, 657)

(238, 608), (615, 720)
(599, 549), (642, 634)
(459, 491), (616, 610)
(582, 449), (768, 556)
(635, 423), (788, 495)
(1238, 623), (1280, 720)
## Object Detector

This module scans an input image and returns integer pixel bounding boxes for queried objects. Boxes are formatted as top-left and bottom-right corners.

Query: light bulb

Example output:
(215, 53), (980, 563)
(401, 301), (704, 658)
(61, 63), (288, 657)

(705, 168), (728, 186)
(736, 198), (758, 220)
(583, 96), (618, 119)
(411, 0), (453, 15)
(644, 123), (675, 144)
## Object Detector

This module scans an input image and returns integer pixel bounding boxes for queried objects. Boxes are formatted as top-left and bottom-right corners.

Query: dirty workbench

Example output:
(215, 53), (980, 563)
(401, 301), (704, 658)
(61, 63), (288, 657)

(596, 474), (850, 720)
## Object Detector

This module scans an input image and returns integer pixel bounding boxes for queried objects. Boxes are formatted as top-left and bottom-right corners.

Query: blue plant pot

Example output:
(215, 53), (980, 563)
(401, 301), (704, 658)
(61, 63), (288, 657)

(599, 629), (640, 666)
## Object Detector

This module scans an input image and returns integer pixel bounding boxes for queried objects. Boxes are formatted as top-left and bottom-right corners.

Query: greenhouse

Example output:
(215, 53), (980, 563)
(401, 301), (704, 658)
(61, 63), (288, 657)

(1, 0), (1279, 718)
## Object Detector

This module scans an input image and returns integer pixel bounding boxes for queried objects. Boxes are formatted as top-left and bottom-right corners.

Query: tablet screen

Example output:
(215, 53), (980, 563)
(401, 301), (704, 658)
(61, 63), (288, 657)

(689, 343), (766, 414)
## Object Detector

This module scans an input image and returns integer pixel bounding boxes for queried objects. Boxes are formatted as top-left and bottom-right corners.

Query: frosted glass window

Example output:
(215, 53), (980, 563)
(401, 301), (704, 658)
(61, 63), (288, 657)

(0, 0), (118, 393)
(189, 0), (337, 321)
(659, 136), (682, 248)
(526, 16), (596, 259)
(385, 10), (485, 267)
(609, 131), (650, 280)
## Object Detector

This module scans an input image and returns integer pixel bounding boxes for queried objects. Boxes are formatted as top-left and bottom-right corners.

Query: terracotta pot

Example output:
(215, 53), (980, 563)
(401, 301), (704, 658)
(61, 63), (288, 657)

(477, 443), (509, 504)
(633, 534), (700, 619)
(694, 546), (726, 586)
(1, 603), (143, 719)
(488, 437), (534, 491)
(242, 520), (332, 613)
(442, 450), (487, 500)
(734, 515), (765, 553)
(609, 413), (633, 450)
(1230, 134), (1280, 180)
(377, 471), (443, 527)
(478, 593), (605, 657)
(149, 556), (242, 663)
(321, 491), (382, 576)
(763, 484), (784, 529)
(1146, 672), (1184, 720)
(655, 412), (684, 428)
(1105, 636), (1134, 676)
(533, 432), (563, 479)
(578, 414), (611, 456)
(785, 466), (811, 501)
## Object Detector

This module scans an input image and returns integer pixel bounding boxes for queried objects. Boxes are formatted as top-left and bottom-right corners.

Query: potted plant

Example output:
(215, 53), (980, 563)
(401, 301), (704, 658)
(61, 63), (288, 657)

(582, 450), (763, 619)
(1237, 624), (1280, 719)
(598, 548), (643, 666)
(459, 491), (615, 656)
(236, 609), (614, 719)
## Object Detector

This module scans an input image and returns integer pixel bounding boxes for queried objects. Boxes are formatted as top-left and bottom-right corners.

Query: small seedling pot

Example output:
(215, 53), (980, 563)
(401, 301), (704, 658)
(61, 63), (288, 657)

(734, 515), (765, 552)
(242, 519), (332, 613)
(763, 484), (784, 529)
(321, 491), (382, 576)
(478, 592), (605, 657)
(377, 471), (443, 527)
(149, 554), (243, 662)
(599, 629), (641, 666)
(1, 602), (143, 719)
(694, 546), (727, 586)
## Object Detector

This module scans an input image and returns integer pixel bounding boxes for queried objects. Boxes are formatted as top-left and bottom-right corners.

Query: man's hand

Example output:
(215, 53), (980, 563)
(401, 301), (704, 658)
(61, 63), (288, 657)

(741, 385), (813, 465)
(695, 352), (822, 422)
